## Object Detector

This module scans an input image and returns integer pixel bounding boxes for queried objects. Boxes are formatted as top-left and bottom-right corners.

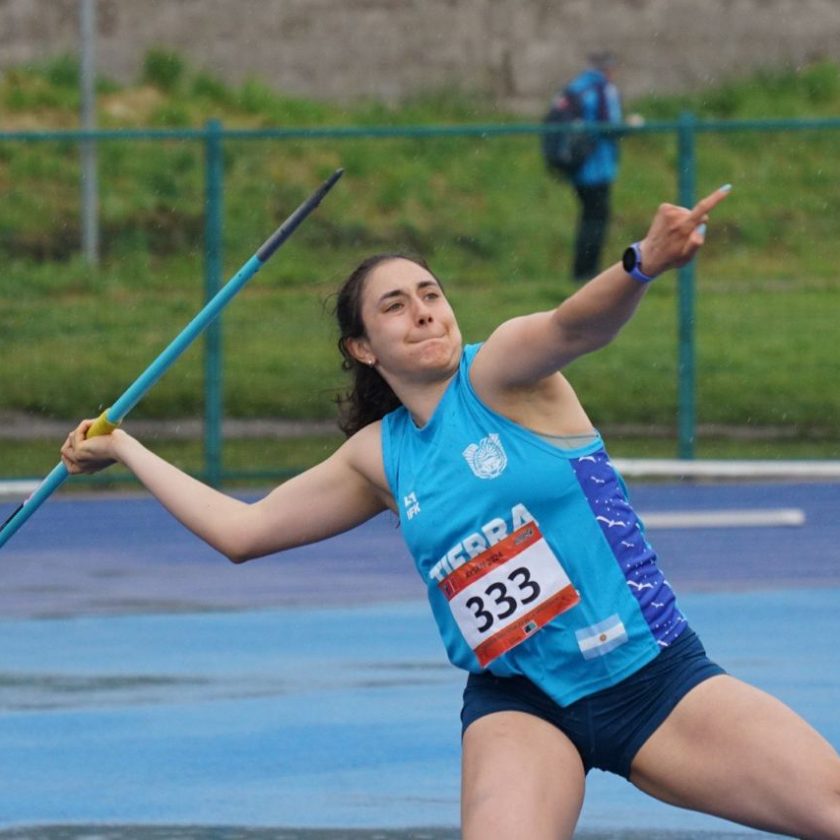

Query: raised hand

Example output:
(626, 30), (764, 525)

(639, 184), (731, 277)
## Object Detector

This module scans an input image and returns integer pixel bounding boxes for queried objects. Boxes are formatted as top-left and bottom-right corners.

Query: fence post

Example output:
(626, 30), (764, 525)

(203, 119), (224, 486)
(676, 111), (697, 459)
(79, 0), (99, 265)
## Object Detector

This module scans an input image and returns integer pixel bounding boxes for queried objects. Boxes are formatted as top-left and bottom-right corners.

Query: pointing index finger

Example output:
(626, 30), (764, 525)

(688, 183), (732, 223)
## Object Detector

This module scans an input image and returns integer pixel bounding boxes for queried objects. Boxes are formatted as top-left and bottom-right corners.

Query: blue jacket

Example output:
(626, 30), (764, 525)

(566, 68), (623, 187)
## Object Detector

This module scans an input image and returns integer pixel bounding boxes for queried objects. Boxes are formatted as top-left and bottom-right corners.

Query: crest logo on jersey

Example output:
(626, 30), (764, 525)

(463, 433), (508, 480)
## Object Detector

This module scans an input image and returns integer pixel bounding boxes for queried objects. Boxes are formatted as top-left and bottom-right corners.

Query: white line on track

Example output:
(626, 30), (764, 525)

(0, 480), (38, 500)
(641, 507), (806, 529)
(614, 458), (840, 479)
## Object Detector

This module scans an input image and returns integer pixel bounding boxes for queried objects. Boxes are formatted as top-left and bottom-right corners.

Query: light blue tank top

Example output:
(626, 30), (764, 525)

(381, 344), (686, 707)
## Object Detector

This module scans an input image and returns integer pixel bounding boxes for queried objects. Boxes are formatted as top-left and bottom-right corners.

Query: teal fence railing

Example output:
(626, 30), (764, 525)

(2, 114), (839, 483)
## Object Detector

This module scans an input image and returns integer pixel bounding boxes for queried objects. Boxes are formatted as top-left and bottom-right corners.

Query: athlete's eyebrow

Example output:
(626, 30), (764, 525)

(376, 278), (440, 306)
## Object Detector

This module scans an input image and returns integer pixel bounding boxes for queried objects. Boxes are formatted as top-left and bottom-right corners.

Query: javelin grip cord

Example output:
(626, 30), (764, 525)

(0, 168), (344, 550)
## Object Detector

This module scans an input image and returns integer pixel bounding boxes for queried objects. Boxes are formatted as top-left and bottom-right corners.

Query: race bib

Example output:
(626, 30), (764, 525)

(439, 522), (580, 667)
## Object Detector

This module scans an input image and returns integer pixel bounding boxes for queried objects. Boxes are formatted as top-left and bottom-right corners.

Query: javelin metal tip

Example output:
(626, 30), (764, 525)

(255, 169), (345, 262)
(322, 168), (344, 189)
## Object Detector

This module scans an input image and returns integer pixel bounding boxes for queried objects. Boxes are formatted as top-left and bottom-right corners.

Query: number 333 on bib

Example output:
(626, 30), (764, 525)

(439, 522), (580, 667)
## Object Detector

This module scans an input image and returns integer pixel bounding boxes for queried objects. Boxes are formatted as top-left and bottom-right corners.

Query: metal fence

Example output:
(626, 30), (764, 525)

(2, 114), (839, 484)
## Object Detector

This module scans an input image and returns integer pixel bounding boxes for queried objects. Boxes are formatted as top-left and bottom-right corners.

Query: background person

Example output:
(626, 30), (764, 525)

(548, 51), (627, 282)
(60, 187), (840, 840)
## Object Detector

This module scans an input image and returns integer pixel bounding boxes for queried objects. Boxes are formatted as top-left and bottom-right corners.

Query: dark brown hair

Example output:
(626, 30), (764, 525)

(334, 252), (439, 437)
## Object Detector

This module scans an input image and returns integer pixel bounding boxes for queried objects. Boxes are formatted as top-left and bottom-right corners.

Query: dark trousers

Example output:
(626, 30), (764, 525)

(572, 182), (612, 282)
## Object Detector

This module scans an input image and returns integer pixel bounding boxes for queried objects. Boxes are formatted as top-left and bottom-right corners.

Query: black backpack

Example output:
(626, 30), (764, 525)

(541, 84), (604, 177)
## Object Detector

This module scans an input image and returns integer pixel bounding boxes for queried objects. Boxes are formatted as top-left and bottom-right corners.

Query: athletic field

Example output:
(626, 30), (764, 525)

(1, 480), (838, 838)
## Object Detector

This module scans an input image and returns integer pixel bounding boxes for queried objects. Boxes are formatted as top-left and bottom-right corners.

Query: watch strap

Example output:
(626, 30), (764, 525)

(625, 242), (656, 284)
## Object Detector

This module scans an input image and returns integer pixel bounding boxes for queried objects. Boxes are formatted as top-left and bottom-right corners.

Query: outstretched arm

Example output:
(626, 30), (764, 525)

(61, 420), (390, 563)
(473, 185), (730, 390)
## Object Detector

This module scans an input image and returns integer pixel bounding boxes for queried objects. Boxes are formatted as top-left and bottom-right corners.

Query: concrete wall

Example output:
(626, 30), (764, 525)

(2, 0), (839, 113)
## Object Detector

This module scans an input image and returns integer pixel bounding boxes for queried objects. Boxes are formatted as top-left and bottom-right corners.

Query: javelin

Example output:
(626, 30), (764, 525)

(0, 168), (344, 551)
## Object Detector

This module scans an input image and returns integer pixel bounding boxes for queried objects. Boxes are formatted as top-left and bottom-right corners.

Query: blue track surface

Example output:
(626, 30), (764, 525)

(0, 482), (838, 837)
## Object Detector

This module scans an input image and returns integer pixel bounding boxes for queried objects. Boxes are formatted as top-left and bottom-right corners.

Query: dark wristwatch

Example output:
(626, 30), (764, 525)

(622, 242), (656, 284)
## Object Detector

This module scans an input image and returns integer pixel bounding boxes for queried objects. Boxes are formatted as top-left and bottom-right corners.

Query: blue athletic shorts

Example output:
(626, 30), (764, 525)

(460, 626), (725, 779)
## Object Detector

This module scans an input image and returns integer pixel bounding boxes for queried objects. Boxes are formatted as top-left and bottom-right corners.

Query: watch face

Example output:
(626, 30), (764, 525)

(622, 246), (637, 272)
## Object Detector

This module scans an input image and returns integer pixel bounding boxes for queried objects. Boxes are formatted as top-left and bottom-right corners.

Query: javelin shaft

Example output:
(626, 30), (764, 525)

(109, 167), (343, 425)
(0, 168), (344, 550)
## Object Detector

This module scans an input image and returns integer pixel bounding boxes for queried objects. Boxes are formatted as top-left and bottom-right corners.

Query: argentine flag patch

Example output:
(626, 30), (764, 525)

(575, 614), (628, 660)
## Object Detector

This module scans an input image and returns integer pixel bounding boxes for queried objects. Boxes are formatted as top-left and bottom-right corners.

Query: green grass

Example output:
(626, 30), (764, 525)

(2, 52), (840, 473)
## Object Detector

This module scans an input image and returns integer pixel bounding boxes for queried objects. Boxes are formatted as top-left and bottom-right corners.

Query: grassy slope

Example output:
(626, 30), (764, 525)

(1, 54), (839, 467)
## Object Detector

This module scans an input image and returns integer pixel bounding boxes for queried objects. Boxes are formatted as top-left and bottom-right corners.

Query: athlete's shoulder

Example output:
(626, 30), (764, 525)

(344, 418), (383, 458)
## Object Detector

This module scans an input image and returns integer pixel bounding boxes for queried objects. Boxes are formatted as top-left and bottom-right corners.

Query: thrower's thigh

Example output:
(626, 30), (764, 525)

(461, 711), (586, 840)
(630, 674), (840, 839)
